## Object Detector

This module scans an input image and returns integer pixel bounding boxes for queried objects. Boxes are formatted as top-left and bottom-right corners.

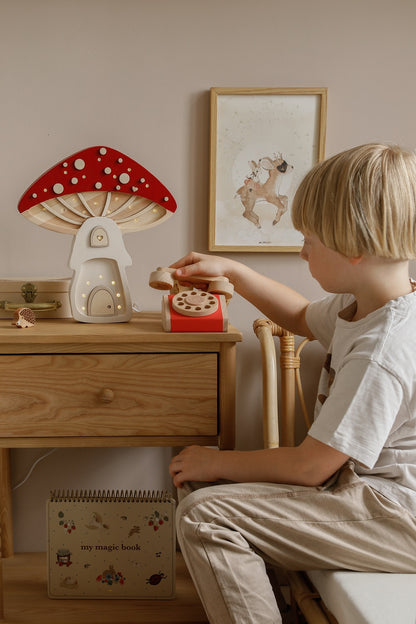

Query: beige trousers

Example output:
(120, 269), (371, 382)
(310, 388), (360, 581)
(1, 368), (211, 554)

(176, 462), (416, 624)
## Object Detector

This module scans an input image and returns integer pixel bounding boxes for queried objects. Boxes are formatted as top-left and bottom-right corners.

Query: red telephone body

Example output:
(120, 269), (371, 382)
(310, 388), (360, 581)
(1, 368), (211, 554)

(149, 268), (233, 333)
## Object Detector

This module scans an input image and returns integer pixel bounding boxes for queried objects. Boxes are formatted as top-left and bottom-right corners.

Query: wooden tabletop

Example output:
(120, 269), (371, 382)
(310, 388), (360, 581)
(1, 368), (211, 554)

(0, 311), (243, 348)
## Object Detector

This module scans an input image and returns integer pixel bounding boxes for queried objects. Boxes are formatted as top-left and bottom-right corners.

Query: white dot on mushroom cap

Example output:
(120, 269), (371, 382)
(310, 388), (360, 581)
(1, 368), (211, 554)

(117, 158), (123, 163)
(139, 178), (145, 183)
(104, 167), (111, 175)
(119, 173), (130, 184)
(99, 147), (107, 155)
(71, 177), (78, 185)
(95, 182), (102, 190)
(116, 185), (121, 190)
(74, 158), (85, 170)
(53, 183), (64, 194)
(32, 193), (37, 199)
(62, 162), (68, 168)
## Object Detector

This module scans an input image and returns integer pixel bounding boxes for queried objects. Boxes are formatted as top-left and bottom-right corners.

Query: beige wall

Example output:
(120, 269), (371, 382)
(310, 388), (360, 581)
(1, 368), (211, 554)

(1, 0), (415, 551)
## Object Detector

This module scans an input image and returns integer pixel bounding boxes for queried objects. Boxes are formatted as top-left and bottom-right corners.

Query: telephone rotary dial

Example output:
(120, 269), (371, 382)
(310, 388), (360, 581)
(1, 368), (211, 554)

(149, 267), (233, 332)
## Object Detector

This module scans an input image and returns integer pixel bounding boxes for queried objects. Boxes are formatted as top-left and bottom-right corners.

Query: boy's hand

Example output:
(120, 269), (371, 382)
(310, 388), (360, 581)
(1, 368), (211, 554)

(169, 445), (221, 488)
(170, 251), (234, 284)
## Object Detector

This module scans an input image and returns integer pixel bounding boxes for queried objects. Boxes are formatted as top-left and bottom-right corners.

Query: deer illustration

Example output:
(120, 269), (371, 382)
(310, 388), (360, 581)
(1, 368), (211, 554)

(236, 154), (293, 228)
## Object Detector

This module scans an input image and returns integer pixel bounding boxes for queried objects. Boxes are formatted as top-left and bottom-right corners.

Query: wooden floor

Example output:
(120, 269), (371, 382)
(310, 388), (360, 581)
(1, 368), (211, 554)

(1, 552), (208, 623)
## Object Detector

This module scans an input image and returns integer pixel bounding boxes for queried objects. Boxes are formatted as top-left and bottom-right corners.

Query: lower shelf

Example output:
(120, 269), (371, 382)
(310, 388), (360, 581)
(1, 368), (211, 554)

(1, 552), (208, 623)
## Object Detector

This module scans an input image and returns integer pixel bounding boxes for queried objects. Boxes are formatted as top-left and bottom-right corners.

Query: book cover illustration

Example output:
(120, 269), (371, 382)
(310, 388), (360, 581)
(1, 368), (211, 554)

(47, 490), (176, 599)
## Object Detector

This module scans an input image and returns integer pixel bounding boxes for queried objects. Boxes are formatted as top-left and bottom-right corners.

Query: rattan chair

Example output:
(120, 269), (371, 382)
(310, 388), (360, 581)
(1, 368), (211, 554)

(253, 318), (337, 624)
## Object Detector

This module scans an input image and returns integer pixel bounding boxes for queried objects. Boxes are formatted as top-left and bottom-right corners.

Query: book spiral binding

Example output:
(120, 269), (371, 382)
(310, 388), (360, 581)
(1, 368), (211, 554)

(49, 489), (172, 503)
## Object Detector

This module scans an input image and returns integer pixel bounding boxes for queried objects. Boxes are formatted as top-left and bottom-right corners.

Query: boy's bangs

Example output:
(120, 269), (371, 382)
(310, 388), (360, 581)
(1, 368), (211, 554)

(291, 166), (328, 239)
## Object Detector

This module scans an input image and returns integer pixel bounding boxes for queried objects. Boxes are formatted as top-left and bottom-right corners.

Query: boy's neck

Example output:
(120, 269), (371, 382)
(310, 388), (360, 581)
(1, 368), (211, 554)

(350, 258), (411, 321)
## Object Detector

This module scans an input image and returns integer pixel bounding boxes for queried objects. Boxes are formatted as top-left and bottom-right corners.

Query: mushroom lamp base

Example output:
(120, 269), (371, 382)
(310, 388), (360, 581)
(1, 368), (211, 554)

(69, 217), (132, 323)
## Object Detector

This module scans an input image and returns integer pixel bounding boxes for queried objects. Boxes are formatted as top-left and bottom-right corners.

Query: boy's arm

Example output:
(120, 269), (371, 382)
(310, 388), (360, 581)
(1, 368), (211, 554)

(170, 251), (313, 338)
(169, 437), (349, 488)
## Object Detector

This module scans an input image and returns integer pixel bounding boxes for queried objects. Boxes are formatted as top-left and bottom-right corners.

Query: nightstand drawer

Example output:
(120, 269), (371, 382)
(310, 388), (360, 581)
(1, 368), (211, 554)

(0, 353), (218, 437)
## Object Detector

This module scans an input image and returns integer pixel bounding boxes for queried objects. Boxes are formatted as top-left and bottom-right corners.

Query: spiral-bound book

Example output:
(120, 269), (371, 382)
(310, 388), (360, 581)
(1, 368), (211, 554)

(47, 490), (176, 599)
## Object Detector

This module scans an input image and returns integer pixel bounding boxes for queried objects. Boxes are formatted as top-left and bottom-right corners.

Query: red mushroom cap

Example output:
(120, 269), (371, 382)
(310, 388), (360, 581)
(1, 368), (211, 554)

(18, 146), (177, 235)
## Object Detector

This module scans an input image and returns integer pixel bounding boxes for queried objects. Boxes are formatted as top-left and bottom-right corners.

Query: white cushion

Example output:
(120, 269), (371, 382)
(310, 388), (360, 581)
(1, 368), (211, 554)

(307, 570), (416, 624)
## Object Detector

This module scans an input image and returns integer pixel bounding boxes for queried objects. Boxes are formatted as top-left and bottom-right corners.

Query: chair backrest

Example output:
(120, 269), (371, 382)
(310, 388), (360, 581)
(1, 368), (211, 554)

(253, 318), (311, 449)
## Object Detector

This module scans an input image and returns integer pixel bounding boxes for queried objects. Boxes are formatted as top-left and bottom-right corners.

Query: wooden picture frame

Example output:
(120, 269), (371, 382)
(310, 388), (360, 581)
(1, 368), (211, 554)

(208, 87), (327, 252)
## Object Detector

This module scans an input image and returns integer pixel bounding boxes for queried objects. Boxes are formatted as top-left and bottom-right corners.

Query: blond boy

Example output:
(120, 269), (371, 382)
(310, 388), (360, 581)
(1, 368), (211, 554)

(169, 144), (416, 623)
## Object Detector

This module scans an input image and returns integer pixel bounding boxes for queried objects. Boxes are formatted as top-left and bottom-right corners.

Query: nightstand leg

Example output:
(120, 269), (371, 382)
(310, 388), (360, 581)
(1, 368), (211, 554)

(0, 450), (13, 558)
(218, 343), (236, 450)
(0, 554), (3, 622)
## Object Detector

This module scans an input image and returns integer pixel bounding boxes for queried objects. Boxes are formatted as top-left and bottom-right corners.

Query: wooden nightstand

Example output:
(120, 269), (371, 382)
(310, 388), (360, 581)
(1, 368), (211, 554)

(0, 312), (242, 622)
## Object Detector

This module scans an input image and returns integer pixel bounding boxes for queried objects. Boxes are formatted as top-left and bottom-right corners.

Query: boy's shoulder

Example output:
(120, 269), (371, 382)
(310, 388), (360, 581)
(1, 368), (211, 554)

(344, 292), (416, 373)
(307, 290), (416, 353)
(306, 293), (354, 347)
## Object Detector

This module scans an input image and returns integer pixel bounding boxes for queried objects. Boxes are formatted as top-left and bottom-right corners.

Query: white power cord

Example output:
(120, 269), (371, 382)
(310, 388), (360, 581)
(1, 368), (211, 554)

(12, 448), (58, 491)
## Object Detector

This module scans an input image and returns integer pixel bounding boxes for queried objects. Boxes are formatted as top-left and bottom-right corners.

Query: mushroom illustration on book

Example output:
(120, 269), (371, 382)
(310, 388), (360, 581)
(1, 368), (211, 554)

(18, 146), (177, 323)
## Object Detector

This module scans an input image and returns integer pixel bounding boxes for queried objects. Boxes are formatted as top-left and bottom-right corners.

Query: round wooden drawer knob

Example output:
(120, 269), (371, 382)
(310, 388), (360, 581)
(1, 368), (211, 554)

(99, 388), (115, 403)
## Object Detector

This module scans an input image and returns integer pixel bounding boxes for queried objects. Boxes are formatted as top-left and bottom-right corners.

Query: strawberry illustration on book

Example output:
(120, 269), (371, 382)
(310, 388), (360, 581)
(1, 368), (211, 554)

(147, 509), (170, 531)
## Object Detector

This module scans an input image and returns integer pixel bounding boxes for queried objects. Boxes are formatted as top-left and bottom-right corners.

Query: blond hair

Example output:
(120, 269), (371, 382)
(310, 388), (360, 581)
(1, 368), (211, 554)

(291, 143), (416, 259)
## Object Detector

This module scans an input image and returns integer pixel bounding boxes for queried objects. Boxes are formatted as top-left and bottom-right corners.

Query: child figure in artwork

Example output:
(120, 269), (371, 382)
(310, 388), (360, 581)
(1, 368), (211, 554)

(168, 143), (416, 623)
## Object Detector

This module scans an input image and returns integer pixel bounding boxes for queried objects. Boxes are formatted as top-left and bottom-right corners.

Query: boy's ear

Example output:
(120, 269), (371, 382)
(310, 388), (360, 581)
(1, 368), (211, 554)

(348, 256), (363, 266)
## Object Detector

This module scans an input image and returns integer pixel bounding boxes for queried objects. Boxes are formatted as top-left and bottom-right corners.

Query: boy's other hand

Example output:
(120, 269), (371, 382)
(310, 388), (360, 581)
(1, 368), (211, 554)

(169, 445), (221, 488)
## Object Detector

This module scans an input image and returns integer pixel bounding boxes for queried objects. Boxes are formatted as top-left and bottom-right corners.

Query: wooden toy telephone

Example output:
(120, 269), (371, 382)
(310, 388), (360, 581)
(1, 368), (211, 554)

(149, 267), (233, 332)
(18, 146), (177, 323)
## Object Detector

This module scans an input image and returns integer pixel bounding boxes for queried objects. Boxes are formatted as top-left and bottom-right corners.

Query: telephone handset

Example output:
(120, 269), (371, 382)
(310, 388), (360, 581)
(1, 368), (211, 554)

(149, 267), (233, 332)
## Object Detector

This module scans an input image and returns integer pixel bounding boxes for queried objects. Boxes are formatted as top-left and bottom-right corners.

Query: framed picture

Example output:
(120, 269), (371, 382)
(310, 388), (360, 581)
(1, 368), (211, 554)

(209, 87), (327, 252)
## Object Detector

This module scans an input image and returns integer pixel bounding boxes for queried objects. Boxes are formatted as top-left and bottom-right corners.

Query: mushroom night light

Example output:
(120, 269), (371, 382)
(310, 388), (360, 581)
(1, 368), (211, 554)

(18, 146), (177, 323)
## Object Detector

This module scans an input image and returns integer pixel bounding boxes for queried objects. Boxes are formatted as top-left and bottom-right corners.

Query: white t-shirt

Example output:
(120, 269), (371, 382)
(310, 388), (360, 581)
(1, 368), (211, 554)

(306, 290), (416, 516)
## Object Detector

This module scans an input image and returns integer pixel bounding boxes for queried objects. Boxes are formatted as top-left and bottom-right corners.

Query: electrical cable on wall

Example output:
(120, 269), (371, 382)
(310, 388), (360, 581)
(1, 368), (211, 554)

(12, 448), (58, 491)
